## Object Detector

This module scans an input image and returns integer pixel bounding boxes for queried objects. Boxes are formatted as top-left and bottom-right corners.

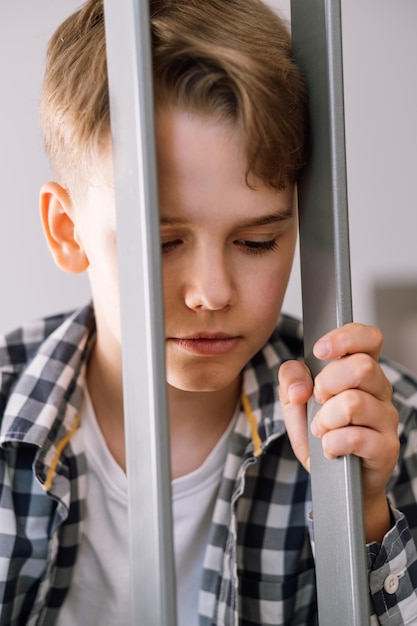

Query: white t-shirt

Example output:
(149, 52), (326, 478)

(57, 390), (236, 625)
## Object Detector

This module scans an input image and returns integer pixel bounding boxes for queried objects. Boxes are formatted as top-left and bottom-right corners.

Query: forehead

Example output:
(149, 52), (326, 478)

(155, 109), (294, 220)
(156, 108), (244, 175)
(91, 111), (294, 222)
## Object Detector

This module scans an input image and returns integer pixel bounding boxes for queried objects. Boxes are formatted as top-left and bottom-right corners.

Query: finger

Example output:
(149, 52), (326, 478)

(278, 361), (313, 473)
(279, 398), (311, 473)
(319, 425), (400, 474)
(278, 360), (313, 405)
(313, 323), (383, 362)
(320, 423), (400, 510)
(311, 389), (399, 438)
(313, 353), (393, 404)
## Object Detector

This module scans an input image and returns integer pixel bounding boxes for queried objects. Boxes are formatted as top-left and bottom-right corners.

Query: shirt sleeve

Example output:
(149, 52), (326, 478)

(368, 360), (417, 624)
(368, 508), (417, 625)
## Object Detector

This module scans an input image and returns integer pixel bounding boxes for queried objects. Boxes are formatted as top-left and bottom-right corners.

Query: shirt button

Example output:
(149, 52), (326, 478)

(384, 573), (400, 595)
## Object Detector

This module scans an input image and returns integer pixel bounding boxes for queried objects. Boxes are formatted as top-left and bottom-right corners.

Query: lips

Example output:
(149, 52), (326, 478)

(169, 333), (240, 356)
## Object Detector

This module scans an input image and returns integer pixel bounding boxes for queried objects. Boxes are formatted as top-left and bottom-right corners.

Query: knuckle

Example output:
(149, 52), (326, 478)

(346, 428), (364, 454)
(342, 389), (362, 422)
(353, 353), (375, 382)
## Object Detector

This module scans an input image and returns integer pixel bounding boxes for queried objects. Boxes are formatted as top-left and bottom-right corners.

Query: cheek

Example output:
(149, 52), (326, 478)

(249, 253), (294, 300)
(253, 276), (286, 318)
(242, 261), (294, 336)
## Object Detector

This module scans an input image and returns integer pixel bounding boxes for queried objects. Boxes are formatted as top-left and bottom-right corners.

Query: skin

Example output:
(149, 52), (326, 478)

(40, 108), (399, 542)
(279, 324), (399, 543)
(40, 110), (298, 479)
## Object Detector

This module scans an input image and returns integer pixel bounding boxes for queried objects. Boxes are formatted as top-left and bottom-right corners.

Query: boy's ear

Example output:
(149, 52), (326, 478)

(40, 182), (89, 274)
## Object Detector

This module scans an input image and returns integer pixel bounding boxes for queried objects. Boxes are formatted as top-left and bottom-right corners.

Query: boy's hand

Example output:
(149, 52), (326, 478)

(278, 323), (399, 543)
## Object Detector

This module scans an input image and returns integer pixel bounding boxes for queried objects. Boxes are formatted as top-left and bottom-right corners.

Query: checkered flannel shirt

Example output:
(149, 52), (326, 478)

(0, 304), (417, 625)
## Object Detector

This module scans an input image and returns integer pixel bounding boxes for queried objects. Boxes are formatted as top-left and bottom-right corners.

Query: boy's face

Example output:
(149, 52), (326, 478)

(158, 111), (297, 393)
(54, 110), (297, 394)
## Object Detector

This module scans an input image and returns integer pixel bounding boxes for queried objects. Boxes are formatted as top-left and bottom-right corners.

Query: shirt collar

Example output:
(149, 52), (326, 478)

(0, 305), (95, 450)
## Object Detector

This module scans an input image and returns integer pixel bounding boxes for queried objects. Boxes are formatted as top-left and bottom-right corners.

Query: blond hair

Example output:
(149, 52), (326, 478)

(40, 0), (307, 194)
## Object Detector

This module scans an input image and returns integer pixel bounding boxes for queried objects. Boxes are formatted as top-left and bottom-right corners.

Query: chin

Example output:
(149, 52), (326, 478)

(169, 380), (228, 394)
(167, 370), (236, 394)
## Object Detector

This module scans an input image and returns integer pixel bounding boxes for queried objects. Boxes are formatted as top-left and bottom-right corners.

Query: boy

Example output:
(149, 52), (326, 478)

(0, 0), (416, 624)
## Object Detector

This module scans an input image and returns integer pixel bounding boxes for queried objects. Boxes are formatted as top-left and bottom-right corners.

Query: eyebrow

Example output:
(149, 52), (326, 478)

(160, 207), (295, 228)
(234, 207), (295, 228)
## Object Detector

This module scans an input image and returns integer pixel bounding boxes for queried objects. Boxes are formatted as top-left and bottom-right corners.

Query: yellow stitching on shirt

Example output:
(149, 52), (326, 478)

(241, 392), (262, 457)
(43, 413), (81, 492)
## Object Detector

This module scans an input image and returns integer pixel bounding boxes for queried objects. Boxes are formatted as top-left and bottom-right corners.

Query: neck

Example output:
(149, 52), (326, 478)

(86, 331), (241, 478)
(168, 377), (241, 479)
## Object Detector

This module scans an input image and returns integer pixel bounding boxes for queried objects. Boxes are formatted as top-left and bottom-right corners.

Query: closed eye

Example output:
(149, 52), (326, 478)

(161, 239), (183, 254)
(162, 237), (279, 255)
(234, 239), (278, 255)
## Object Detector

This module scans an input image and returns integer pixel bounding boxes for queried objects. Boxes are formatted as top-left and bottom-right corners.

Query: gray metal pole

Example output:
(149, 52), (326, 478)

(103, 2), (177, 625)
(290, 1), (370, 624)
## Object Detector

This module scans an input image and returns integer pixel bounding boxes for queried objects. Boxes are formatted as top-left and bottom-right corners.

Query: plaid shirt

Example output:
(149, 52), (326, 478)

(0, 305), (417, 625)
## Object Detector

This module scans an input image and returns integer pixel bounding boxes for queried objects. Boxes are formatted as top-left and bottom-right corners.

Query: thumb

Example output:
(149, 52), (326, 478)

(278, 360), (313, 473)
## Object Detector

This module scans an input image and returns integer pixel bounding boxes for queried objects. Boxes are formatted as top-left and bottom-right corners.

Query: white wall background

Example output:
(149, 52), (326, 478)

(0, 1), (90, 331)
(1, 1), (416, 369)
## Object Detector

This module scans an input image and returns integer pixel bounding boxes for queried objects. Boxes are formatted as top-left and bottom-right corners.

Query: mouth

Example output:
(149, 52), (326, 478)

(169, 333), (240, 356)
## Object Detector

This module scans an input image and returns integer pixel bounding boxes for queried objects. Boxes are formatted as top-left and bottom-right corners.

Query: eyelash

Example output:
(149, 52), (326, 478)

(235, 239), (279, 255)
(161, 239), (182, 254)
(161, 238), (278, 255)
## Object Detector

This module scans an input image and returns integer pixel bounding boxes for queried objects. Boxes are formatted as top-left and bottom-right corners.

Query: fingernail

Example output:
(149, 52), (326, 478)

(313, 387), (323, 404)
(288, 382), (308, 402)
(310, 420), (319, 437)
(314, 339), (330, 359)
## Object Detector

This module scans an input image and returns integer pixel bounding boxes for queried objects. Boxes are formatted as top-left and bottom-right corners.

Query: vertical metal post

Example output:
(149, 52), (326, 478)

(290, 1), (370, 624)
(103, 2), (177, 625)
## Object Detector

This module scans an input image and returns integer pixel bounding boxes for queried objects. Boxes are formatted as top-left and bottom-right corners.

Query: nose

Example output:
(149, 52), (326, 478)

(184, 247), (233, 311)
